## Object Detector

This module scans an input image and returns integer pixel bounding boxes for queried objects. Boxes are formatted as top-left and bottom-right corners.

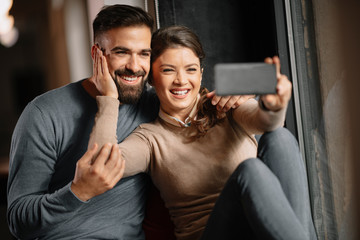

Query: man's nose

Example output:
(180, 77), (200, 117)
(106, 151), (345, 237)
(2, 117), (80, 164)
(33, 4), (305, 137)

(125, 55), (141, 73)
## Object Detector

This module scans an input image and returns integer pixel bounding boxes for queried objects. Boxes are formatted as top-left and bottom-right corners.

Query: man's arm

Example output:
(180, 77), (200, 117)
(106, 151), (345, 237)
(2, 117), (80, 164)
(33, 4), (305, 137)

(7, 103), (84, 239)
(7, 101), (125, 239)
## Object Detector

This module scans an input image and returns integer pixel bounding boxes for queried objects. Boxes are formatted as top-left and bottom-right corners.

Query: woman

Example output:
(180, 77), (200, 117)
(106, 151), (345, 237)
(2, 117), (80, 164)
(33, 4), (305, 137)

(88, 26), (316, 240)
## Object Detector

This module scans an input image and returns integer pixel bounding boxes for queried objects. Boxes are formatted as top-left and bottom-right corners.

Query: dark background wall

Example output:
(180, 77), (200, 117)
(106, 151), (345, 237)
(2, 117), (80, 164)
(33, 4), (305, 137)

(157, 0), (277, 90)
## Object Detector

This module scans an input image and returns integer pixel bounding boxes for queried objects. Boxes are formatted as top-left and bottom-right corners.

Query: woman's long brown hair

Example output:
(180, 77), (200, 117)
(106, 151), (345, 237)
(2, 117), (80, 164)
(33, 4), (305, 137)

(191, 87), (226, 137)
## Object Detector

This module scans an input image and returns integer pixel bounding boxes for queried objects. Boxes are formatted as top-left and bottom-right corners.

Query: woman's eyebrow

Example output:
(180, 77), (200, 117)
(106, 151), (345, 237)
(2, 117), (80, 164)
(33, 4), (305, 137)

(184, 63), (200, 68)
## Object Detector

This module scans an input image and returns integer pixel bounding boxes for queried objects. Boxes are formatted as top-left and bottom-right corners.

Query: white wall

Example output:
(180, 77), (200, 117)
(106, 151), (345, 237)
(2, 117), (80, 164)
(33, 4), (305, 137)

(64, 0), (92, 82)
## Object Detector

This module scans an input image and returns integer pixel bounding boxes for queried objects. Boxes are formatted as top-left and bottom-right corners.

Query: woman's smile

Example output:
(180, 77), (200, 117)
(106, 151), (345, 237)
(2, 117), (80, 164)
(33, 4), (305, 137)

(152, 47), (202, 121)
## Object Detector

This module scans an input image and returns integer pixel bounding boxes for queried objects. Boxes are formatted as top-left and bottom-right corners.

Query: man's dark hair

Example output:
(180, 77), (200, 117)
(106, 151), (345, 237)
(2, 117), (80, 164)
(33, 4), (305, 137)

(93, 4), (154, 41)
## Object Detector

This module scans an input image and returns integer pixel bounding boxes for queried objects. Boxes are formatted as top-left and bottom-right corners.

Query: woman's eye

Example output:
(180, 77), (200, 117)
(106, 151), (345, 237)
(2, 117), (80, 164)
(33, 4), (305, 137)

(187, 68), (197, 72)
(162, 68), (174, 73)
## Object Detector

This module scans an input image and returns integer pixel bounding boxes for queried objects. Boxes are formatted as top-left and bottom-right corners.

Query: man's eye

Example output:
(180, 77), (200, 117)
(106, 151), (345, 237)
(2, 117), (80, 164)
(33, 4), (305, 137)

(141, 52), (151, 57)
(115, 51), (127, 55)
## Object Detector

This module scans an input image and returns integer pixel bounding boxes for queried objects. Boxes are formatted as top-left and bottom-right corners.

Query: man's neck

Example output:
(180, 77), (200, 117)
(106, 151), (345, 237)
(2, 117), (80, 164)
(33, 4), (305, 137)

(81, 78), (101, 99)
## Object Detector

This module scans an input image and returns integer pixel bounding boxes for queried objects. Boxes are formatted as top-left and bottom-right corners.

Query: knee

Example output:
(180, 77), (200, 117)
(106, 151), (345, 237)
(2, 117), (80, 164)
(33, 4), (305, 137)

(258, 127), (299, 153)
(231, 158), (279, 195)
(232, 159), (267, 185)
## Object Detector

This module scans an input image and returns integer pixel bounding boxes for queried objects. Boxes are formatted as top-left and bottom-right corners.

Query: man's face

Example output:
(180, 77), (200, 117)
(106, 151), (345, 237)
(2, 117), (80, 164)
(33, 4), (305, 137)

(97, 25), (152, 104)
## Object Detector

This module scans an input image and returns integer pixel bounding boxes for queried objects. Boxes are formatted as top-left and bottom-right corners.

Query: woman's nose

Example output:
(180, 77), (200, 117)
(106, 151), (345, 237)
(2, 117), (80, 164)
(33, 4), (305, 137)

(174, 71), (187, 85)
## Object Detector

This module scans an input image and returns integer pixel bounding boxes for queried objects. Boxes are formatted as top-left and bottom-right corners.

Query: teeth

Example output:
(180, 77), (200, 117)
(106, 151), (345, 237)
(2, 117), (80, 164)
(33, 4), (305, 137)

(171, 90), (189, 95)
(122, 76), (138, 81)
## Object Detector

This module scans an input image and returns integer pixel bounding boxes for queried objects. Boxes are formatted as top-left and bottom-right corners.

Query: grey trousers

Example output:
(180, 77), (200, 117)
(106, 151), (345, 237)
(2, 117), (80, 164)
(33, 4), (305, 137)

(201, 127), (317, 240)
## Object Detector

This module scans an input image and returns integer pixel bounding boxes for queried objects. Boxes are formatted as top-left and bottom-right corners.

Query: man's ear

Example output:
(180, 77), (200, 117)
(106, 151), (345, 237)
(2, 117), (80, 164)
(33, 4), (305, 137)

(91, 44), (99, 61)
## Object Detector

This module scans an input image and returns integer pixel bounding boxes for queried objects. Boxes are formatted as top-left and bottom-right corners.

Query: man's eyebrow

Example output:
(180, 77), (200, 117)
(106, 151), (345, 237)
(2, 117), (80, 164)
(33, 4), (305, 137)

(110, 46), (129, 52)
(141, 48), (152, 53)
(110, 46), (152, 53)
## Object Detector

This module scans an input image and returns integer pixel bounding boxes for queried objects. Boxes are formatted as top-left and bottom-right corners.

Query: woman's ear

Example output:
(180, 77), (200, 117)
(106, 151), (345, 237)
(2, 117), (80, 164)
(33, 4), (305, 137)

(200, 68), (204, 83)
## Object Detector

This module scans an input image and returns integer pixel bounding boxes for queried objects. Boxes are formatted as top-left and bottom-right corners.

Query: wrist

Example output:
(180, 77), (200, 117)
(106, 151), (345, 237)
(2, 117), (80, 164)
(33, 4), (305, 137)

(70, 182), (92, 202)
(105, 93), (118, 99)
(259, 97), (283, 112)
(258, 98), (270, 111)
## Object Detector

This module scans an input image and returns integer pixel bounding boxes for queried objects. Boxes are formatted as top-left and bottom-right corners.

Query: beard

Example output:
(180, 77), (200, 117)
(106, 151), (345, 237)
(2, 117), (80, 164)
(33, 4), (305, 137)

(113, 68), (147, 104)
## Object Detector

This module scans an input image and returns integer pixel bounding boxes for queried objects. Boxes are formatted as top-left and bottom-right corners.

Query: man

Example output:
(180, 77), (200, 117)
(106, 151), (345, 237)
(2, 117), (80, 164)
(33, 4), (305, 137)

(7, 4), (246, 240)
(7, 5), (157, 240)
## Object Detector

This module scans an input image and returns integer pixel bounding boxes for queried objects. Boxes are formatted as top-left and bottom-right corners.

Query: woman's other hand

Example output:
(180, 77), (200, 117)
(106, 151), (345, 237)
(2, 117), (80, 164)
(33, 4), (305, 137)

(206, 91), (255, 112)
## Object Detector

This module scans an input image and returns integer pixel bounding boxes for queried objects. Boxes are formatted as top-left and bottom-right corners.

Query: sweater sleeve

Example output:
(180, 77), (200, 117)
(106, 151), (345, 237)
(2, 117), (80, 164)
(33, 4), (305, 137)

(7, 102), (85, 239)
(89, 96), (150, 177)
(88, 96), (119, 153)
(231, 98), (287, 134)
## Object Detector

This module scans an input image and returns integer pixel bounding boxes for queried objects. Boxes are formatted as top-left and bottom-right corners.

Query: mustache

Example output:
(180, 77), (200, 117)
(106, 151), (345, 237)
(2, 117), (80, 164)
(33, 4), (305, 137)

(114, 68), (146, 77)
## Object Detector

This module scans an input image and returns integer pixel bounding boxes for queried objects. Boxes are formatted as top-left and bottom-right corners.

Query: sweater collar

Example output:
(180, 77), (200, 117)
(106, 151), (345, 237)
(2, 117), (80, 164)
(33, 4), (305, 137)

(158, 94), (200, 128)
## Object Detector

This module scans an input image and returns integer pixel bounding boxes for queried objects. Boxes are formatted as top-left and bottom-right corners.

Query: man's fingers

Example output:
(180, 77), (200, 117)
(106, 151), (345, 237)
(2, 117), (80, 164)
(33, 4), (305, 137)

(108, 157), (125, 186)
(105, 144), (120, 167)
(119, 158), (125, 177)
(79, 143), (98, 165)
(106, 146), (125, 186)
(92, 143), (112, 167)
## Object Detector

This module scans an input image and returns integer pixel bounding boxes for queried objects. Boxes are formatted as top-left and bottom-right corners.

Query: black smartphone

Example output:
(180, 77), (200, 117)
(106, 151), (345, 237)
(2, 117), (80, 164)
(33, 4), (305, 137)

(214, 63), (277, 95)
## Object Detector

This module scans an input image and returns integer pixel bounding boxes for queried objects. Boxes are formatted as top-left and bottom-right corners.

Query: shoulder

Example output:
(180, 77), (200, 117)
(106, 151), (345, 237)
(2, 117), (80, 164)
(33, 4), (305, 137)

(129, 119), (169, 141)
(31, 80), (90, 109)
(16, 80), (94, 133)
(135, 118), (162, 133)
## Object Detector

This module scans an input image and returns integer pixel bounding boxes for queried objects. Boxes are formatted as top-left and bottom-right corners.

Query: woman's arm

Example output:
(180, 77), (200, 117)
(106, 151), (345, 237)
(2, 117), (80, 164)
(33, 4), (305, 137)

(87, 45), (121, 153)
(87, 47), (150, 177)
(232, 57), (291, 134)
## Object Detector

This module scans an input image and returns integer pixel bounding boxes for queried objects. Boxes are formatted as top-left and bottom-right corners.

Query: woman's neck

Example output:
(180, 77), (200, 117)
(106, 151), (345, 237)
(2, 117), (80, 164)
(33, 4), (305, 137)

(160, 107), (192, 122)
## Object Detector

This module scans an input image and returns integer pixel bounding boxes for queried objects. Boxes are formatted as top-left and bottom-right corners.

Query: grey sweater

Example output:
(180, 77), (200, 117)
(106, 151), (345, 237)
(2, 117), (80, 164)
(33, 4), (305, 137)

(7, 80), (159, 239)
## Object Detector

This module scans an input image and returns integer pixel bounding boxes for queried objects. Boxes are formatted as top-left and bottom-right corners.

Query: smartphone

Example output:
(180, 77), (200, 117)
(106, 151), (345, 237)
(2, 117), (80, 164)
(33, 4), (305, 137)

(214, 62), (277, 95)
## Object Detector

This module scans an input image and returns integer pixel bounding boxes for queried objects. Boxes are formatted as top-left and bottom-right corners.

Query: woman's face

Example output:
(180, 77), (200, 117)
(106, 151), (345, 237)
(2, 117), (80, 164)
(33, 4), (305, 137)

(151, 47), (202, 121)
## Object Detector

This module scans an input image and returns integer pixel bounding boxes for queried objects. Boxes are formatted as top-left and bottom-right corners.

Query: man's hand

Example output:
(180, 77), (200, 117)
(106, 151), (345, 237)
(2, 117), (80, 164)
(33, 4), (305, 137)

(206, 91), (255, 112)
(260, 56), (292, 111)
(90, 45), (118, 99)
(71, 143), (125, 201)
